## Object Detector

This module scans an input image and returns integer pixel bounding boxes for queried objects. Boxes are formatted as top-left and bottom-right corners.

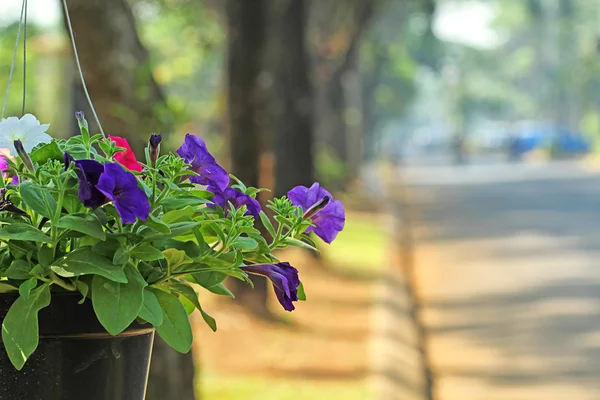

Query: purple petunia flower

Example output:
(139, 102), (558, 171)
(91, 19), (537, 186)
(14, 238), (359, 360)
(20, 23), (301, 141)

(287, 182), (345, 244)
(240, 262), (300, 311)
(96, 163), (150, 224)
(176, 134), (229, 190)
(65, 153), (107, 209)
(207, 184), (261, 219)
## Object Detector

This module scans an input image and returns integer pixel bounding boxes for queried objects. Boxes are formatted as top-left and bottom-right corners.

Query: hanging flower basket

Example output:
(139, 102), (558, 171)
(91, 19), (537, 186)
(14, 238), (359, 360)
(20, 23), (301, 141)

(0, 112), (345, 399)
(0, 2), (345, 399)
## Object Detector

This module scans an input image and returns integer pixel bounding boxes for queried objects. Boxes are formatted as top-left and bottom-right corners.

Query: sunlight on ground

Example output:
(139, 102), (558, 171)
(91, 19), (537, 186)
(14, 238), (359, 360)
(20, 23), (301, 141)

(197, 211), (387, 400)
(200, 373), (371, 400)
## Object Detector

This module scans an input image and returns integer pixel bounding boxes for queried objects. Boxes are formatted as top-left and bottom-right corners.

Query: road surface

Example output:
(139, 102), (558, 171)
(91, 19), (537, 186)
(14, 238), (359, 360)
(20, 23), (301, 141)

(404, 157), (600, 400)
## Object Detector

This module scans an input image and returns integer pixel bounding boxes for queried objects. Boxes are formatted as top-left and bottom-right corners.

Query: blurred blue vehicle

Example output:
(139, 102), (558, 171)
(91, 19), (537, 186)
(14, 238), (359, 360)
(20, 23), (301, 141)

(508, 122), (590, 158)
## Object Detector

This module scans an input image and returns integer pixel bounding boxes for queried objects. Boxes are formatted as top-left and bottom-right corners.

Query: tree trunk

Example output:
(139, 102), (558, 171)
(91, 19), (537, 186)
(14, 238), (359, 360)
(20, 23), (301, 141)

(63, 2), (194, 399)
(146, 336), (197, 400)
(269, 0), (314, 196)
(313, 0), (375, 185)
(226, 0), (270, 316)
(63, 0), (170, 155)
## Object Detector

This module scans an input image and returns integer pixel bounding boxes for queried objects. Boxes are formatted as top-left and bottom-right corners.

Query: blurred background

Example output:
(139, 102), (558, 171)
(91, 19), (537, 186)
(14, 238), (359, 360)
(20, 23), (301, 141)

(2, 0), (600, 399)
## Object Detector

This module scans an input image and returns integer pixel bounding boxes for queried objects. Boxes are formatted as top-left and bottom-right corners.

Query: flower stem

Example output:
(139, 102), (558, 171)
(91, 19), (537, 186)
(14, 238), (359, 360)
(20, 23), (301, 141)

(48, 272), (76, 291)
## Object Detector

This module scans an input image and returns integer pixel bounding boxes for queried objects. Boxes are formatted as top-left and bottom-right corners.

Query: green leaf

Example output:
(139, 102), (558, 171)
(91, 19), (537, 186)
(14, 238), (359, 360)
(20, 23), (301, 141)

(168, 221), (201, 237)
(51, 247), (128, 283)
(259, 211), (276, 238)
(144, 215), (171, 234)
(191, 270), (228, 288)
(143, 221), (199, 240)
(161, 195), (209, 212)
(205, 283), (234, 297)
(193, 227), (207, 253)
(170, 283), (217, 331)
(112, 247), (129, 265)
(170, 283), (202, 310)
(138, 289), (163, 327)
(282, 237), (319, 252)
(92, 239), (122, 257)
(80, 236), (101, 248)
(19, 278), (37, 299)
(162, 206), (195, 224)
(0, 223), (52, 243)
(7, 240), (36, 259)
(0, 282), (18, 293)
(231, 237), (258, 250)
(199, 307), (217, 332)
(189, 189), (213, 200)
(37, 245), (54, 268)
(151, 288), (193, 353)
(179, 295), (196, 315)
(297, 282), (306, 301)
(2, 283), (51, 370)
(30, 141), (63, 165)
(18, 182), (57, 219)
(74, 280), (89, 304)
(56, 214), (106, 241)
(4, 259), (33, 279)
(130, 243), (165, 261)
(162, 249), (189, 270)
(92, 265), (147, 335)
(62, 193), (85, 214)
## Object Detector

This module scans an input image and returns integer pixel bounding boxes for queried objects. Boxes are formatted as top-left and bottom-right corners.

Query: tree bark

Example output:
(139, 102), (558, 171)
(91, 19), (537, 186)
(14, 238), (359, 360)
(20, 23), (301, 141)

(146, 336), (197, 400)
(63, 0), (170, 155)
(63, 2), (194, 399)
(226, 0), (270, 316)
(269, 0), (314, 196)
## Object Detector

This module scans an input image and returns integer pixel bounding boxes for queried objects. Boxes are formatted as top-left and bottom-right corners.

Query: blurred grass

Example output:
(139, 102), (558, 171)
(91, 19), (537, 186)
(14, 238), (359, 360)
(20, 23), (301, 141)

(324, 212), (388, 272)
(199, 373), (372, 400)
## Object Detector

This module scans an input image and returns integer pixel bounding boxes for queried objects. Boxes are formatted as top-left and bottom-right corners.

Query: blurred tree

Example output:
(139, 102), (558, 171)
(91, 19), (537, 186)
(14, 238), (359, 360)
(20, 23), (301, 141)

(226, 0), (270, 316)
(268, 0), (314, 197)
(309, 0), (375, 186)
(359, 0), (440, 163)
(64, 0), (171, 155)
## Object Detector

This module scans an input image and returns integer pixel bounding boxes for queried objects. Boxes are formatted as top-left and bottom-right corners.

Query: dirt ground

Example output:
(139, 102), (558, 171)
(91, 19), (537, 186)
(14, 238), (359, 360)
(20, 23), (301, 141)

(193, 212), (388, 399)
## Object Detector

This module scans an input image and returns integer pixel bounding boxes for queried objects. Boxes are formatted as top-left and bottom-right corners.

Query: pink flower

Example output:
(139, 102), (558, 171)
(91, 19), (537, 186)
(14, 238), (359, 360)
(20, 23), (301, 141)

(0, 148), (17, 185)
(109, 136), (143, 172)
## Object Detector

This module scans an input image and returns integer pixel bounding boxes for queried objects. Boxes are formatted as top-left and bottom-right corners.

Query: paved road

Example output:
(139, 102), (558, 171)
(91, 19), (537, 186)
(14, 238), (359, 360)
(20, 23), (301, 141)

(405, 158), (600, 400)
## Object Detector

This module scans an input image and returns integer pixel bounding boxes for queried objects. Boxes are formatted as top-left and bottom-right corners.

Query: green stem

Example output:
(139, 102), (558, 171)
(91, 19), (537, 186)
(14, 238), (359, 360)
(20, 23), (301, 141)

(48, 272), (76, 291)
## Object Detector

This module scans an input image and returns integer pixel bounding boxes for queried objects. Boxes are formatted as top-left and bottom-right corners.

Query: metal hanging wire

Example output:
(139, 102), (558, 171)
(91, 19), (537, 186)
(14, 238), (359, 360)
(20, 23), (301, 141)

(21, 0), (28, 116)
(1, 0), (27, 119)
(61, 0), (106, 137)
(2, 0), (106, 138)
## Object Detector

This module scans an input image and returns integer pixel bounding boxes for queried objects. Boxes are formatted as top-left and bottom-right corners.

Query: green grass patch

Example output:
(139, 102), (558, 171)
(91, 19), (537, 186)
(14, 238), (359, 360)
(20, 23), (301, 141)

(199, 373), (373, 400)
(324, 212), (387, 272)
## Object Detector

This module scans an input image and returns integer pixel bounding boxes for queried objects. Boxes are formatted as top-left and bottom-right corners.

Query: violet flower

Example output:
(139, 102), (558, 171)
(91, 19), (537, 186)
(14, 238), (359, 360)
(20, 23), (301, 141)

(287, 182), (345, 244)
(176, 134), (229, 190)
(96, 163), (150, 224)
(65, 153), (107, 209)
(207, 184), (261, 219)
(240, 262), (300, 311)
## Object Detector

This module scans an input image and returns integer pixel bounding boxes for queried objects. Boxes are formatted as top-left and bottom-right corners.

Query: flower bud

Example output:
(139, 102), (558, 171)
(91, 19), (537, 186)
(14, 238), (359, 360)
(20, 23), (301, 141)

(149, 133), (162, 168)
(14, 140), (34, 172)
(75, 111), (85, 123)
(302, 195), (330, 220)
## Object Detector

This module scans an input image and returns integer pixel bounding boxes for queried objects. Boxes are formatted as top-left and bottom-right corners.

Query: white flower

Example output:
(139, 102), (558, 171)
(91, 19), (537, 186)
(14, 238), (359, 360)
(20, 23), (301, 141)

(0, 114), (52, 156)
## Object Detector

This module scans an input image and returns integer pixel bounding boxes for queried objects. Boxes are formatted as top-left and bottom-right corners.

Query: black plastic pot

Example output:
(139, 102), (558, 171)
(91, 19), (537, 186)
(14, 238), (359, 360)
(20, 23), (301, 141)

(0, 292), (155, 400)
